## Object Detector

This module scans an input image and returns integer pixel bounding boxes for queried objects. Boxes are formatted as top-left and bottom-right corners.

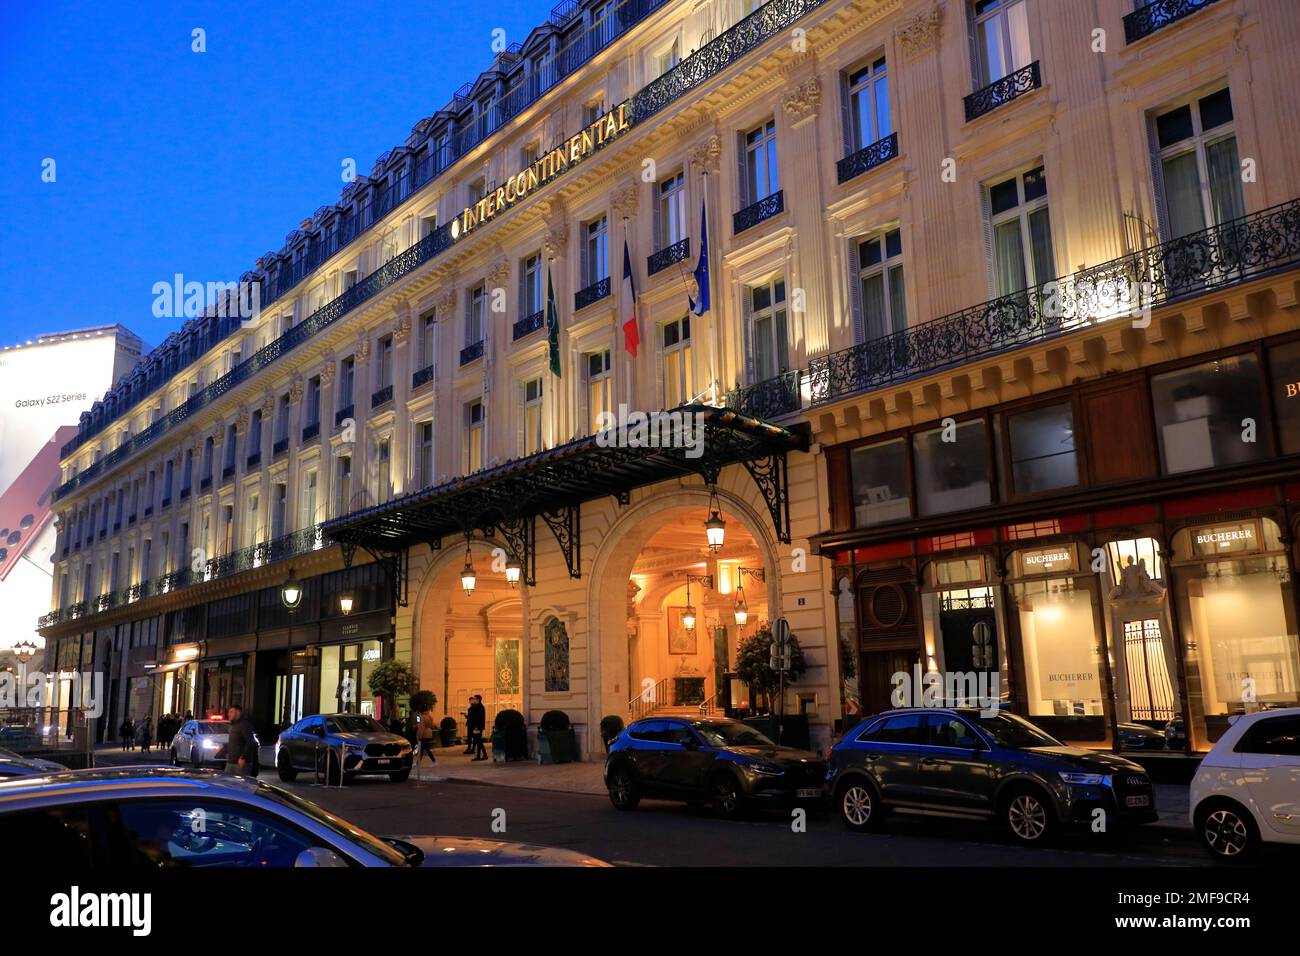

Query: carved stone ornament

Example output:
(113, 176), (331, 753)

(354, 337), (371, 363)
(781, 77), (823, 119)
(235, 409), (250, 435)
(486, 257), (510, 286)
(544, 223), (569, 260)
(261, 392), (276, 417)
(897, 5), (944, 58)
(434, 286), (457, 318)
(211, 429), (224, 448)
(289, 375), (305, 405)
(1107, 556), (1167, 604)
(393, 312), (412, 345)
(688, 134), (722, 173)
(612, 182), (639, 220)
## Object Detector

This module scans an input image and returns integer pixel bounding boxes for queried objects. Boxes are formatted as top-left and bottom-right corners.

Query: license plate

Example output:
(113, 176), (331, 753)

(379, 758), (394, 765)
(1125, 794), (1150, 808)
(796, 788), (821, 799)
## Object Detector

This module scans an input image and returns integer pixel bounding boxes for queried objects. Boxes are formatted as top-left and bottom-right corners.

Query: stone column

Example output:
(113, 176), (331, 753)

(391, 299), (414, 496)
(780, 70), (832, 363)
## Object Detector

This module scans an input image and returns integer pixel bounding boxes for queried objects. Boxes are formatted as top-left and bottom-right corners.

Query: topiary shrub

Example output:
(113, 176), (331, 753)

(492, 708), (528, 760)
(409, 690), (437, 714)
(600, 715), (625, 751)
(539, 710), (570, 732)
(438, 715), (457, 747)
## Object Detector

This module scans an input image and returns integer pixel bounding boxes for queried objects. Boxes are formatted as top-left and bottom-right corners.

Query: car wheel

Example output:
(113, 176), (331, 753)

(1196, 800), (1260, 861)
(277, 751), (298, 782)
(838, 779), (882, 832)
(389, 769), (411, 783)
(607, 767), (640, 811)
(711, 774), (745, 821)
(1003, 787), (1056, 845)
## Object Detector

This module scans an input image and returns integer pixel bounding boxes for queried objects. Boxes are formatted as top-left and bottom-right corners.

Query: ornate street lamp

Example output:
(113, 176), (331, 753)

(734, 567), (765, 627)
(338, 589), (355, 616)
(12, 639), (38, 664)
(280, 569), (303, 610)
(505, 557), (523, 588)
(682, 573), (714, 633)
(460, 535), (477, 596)
(704, 488), (726, 552)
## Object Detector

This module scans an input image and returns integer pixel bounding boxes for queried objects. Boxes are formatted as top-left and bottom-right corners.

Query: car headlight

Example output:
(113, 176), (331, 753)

(746, 763), (784, 776)
(202, 739), (219, 749)
(1059, 771), (1108, 786)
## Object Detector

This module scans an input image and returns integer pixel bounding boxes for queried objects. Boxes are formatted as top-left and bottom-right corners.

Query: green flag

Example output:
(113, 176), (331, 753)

(545, 263), (561, 377)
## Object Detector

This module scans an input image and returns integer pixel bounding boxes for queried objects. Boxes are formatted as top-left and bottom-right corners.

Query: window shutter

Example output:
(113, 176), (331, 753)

(652, 183), (663, 249)
(741, 288), (755, 385)
(967, 5), (983, 87)
(980, 187), (997, 298)
(848, 238), (865, 343)
(518, 261), (526, 315)
(736, 132), (749, 208)
(775, 302), (790, 374)
(840, 70), (855, 153)
(1146, 120), (1170, 244)
(580, 227), (590, 287)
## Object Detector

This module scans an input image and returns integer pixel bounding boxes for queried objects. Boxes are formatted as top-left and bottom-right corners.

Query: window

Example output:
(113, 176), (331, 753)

(874, 713), (926, 745)
(277, 394), (290, 442)
(521, 253), (543, 315)
(419, 311), (435, 370)
(742, 119), (779, 204)
(657, 171), (686, 249)
(245, 495), (259, 548)
(112, 800), (317, 868)
(844, 57), (890, 151)
(1003, 402), (1078, 495)
(586, 350), (612, 435)
(971, 0), (1031, 86)
(662, 316), (693, 407)
(655, 39), (680, 78)
(986, 165), (1054, 297)
(747, 278), (789, 382)
(856, 228), (906, 341)
(849, 437), (911, 526)
(0, 807), (95, 865)
(376, 438), (392, 504)
(1152, 87), (1245, 240)
(924, 714), (982, 748)
(377, 335), (393, 389)
(224, 424), (237, 471)
(339, 357), (355, 409)
(1269, 341), (1300, 455)
(584, 216), (609, 287)
(583, 99), (608, 127)
(163, 460), (174, 501)
(523, 378), (545, 456)
(1235, 716), (1300, 757)
(301, 470), (318, 527)
(248, 410), (262, 460)
(466, 285), (485, 345)
(219, 506), (233, 554)
(336, 457), (353, 516)
(1151, 354), (1267, 474)
(417, 422), (434, 489)
(913, 419), (992, 516)
(465, 400), (484, 473)
(420, 214), (437, 239)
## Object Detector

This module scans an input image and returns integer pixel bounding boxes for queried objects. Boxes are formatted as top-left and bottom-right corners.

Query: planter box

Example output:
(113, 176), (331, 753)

(537, 728), (577, 764)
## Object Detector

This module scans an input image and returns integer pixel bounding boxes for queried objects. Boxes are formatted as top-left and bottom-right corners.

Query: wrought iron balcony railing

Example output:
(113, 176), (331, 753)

(725, 370), (803, 420)
(273, 437), (289, 457)
(460, 340), (485, 366)
(513, 310), (545, 340)
(574, 276), (611, 311)
(1124, 0), (1220, 44)
(371, 384), (393, 408)
(221, 465), (235, 482)
(57, 0), (837, 502)
(335, 404), (354, 427)
(302, 421), (320, 443)
(647, 237), (690, 276)
(836, 131), (899, 185)
(964, 61), (1041, 123)
(412, 364), (435, 388)
(733, 191), (785, 235)
(246, 452), (261, 468)
(806, 198), (1300, 406)
(199, 476), (212, 492)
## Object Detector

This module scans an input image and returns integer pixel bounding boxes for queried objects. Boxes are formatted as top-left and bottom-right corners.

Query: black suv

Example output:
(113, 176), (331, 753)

(825, 708), (1157, 844)
(605, 716), (825, 819)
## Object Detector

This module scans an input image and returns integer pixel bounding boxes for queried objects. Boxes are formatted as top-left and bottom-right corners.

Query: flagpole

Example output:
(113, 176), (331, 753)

(701, 170), (719, 405)
(623, 217), (633, 412)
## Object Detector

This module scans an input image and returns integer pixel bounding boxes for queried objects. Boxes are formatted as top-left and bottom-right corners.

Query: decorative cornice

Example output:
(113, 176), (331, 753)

(897, 5), (944, 59)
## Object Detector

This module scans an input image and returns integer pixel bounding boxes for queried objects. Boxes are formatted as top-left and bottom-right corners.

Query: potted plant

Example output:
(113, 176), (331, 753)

(537, 710), (577, 764)
(439, 716), (458, 747)
(366, 659), (419, 721)
(599, 715), (625, 752)
(491, 708), (528, 761)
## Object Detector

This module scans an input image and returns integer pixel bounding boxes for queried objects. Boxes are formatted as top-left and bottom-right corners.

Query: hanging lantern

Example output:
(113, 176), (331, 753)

(734, 588), (749, 626)
(460, 553), (477, 595)
(683, 603), (697, 632)
(280, 570), (303, 610)
(704, 509), (726, 552)
(338, 590), (355, 616)
(505, 558), (523, 588)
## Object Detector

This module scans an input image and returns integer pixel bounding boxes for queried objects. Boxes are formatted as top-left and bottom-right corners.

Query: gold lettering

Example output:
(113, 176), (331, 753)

(1289, 383), (1298, 398)
(495, 185), (507, 210)
(617, 102), (630, 130)
(604, 113), (618, 141)
(580, 129), (594, 155)
(526, 166), (539, 191)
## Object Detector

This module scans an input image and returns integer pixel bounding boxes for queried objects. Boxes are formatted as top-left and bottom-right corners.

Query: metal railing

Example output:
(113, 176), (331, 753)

(698, 694), (718, 716)
(628, 677), (669, 722)
(1124, 0), (1220, 44)
(574, 276), (611, 311)
(647, 237), (690, 275)
(964, 61), (1041, 122)
(836, 131), (899, 184)
(412, 364), (435, 388)
(725, 369), (802, 420)
(733, 190), (785, 234)
(459, 340), (485, 366)
(371, 384), (393, 408)
(512, 310), (545, 340)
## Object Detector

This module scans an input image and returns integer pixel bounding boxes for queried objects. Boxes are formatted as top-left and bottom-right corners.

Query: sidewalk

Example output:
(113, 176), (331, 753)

(411, 745), (607, 795)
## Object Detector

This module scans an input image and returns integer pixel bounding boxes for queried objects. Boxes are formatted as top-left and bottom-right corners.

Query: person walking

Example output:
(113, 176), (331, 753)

(138, 716), (153, 753)
(461, 697), (476, 754)
(467, 695), (487, 761)
(119, 716), (134, 751)
(224, 704), (257, 777)
(414, 708), (437, 774)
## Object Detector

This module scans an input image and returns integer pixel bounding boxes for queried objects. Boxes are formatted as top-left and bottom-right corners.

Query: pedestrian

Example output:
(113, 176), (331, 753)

(224, 704), (257, 777)
(467, 695), (487, 761)
(138, 716), (153, 753)
(413, 708), (437, 774)
(462, 697), (475, 754)
(119, 716), (134, 751)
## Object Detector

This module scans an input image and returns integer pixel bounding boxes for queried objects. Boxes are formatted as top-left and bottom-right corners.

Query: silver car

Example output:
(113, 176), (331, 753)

(0, 767), (610, 867)
(169, 719), (234, 767)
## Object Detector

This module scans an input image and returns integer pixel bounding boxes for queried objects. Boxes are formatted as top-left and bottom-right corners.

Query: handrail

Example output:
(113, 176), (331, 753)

(628, 677), (669, 722)
(698, 694), (718, 716)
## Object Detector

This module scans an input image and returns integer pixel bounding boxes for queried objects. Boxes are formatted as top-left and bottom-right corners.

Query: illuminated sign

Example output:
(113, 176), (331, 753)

(1020, 545), (1076, 575)
(450, 101), (633, 240)
(1192, 521), (1258, 557)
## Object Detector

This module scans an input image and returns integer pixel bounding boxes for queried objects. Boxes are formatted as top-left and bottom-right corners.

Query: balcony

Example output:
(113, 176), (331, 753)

(1125, 0), (1221, 44)
(199, 476), (212, 493)
(144, 506), (153, 517)
(836, 131), (899, 185)
(335, 404), (354, 427)
(964, 62), (1041, 123)
(806, 197), (1300, 406)
(412, 364), (435, 388)
(733, 191), (785, 235)
(221, 465), (235, 482)
(273, 437), (289, 457)
(513, 310), (545, 341)
(574, 276), (611, 311)
(725, 370), (802, 420)
(247, 452), (261, 469)
(460, 340), (485, 366)
(371, 384), (394, 409)
(302, 422), (320, 443)
(113, 521), (121, 532)
(179, 486), (191, 501)
(161, 496), (171, 509)
(647, 238), (690, 276)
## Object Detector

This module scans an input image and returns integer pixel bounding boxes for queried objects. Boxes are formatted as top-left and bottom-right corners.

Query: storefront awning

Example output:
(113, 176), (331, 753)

(323, 405), (808, 583)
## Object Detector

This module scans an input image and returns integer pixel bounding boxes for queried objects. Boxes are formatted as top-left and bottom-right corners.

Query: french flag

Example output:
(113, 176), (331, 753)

(621, 239), (640, 357)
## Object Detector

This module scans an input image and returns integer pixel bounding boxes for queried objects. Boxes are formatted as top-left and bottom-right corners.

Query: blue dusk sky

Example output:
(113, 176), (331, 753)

(0, 0), (545, 351)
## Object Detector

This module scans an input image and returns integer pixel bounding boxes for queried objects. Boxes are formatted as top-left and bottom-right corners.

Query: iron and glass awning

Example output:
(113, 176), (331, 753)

(323, 405), (808, 586)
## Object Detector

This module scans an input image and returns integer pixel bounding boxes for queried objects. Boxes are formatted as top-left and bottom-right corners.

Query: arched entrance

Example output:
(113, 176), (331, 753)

(587, 490), (780, 744)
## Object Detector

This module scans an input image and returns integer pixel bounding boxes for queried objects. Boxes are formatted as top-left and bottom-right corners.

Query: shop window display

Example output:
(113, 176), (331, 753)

(913, 420), (991, 517)
(1101, 537), (1179, 734)
(1151, 354), (1267, 474)
(1172, 518), (1300, 748)
(849, 437), (911, 526)
(919, 557), (1011, 709)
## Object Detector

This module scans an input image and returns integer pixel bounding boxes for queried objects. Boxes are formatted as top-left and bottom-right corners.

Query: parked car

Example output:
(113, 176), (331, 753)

(0, 767), (610, 866)
(168, 718), (250, 768)
(1190, 707), (1300, 860)
(1116, 722), (1166, 751)
(275, 713), (413, 783)
(604, 716), (825, 819)
(1164, 716), (1186, 751)
(825, 708), (1158, 845)
(0, 747), (66, 779)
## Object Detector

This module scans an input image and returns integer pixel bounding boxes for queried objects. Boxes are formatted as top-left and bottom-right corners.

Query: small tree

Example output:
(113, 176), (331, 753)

(409, 689), (437, 715)
(735, 625), (807, 714)
(367, 660), (419, 718)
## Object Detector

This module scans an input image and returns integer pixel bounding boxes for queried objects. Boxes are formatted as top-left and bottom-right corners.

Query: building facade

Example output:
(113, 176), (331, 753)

(37, 0), (1300, 758)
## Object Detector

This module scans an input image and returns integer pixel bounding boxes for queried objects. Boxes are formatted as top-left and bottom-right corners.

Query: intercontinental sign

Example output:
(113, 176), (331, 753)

(450, 101), (633, 240)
